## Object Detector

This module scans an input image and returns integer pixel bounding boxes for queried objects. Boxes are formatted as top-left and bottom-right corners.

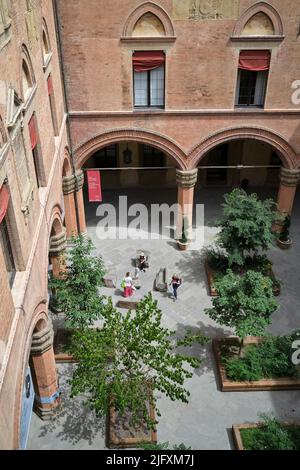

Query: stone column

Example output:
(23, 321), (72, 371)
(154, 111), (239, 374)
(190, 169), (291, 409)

(30, 323), (61, 420)
(176, 169), (198, 241)
(49, 229), (67, 279)
(277, 168), (300, 215)
(75, 170), (87, 235)
(62, 175), (78, 239)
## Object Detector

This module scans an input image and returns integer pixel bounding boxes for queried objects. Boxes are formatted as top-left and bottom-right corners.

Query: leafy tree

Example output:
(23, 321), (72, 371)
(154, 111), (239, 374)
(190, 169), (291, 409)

(50, 235), (106, 329)
(205, 270), (277, 354)
(215, 189), (275, 267)
(278, 214), (291, 243)
(68, 293), (208, 429)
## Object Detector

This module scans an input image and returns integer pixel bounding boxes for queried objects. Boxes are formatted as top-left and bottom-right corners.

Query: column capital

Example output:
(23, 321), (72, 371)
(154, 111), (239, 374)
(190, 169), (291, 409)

(31, 324), (54, 356)
(176, 169), (198, 188)
(75, 170), (84, 192)
(49, 229), (67, 256)
(280, 168), (300, 187)
(62, 174), (76, 195)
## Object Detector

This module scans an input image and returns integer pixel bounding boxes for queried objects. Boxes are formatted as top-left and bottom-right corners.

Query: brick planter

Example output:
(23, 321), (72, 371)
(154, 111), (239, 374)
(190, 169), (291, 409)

(232, 423), (300, 450)
(107, 396), (157, 449)
(213, 337), (300, 392)
(205, 259), (280, 297)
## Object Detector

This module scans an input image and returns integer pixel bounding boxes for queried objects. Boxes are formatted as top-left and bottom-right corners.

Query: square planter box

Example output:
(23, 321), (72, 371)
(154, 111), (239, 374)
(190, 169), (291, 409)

(232, 423), (300, 450)
(107, 399), (157, 449)
(54, 328), (77, 363)
(205, 259), (280, 297)
(213, 337), (300, 392)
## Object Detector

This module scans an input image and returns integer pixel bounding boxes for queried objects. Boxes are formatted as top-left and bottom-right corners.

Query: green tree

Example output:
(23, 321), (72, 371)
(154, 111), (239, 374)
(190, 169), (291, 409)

(216, 189), (275, 267)
(50, 235), (106, 329)
(68, 293), (207, 429)
(205, 270), (277, 354)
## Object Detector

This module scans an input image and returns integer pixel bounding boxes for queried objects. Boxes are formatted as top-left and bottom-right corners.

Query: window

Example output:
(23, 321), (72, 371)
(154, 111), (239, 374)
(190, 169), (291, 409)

(47, 75), (58, 136)
(28, 114), (43, 187)
(42, 19), (52, 68)
(142, 144), (165, 167)
(0, 185), (15, 287)
(236, 69), (268, 107)
(133, 51), (165, 108)
(0, 0), (12, 48)
(92, 145), (118, 168)
(12, 128), (31, 200)
(236, 50), (270, 108)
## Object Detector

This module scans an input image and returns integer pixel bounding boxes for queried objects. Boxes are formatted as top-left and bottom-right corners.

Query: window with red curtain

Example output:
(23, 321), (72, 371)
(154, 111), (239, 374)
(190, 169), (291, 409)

(133, 51), (165, 108)
(236, 51), (270, 107)
(28, 115), (38, 150)
(238, 50), (271, 72)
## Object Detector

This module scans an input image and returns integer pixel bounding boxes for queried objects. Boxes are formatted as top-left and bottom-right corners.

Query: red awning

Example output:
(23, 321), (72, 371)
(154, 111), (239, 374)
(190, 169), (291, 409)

(133, 51), (165, 72)
(238, 50), (271, 72)
(0, 185), (10, 224)
(28, 116), (37, 150)
(47, 75), (53, 96)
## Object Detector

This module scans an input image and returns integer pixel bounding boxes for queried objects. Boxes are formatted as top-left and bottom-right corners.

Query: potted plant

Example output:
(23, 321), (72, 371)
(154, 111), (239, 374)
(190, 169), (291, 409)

(277, 214), (292, 250)
(177, 217), (190, 251)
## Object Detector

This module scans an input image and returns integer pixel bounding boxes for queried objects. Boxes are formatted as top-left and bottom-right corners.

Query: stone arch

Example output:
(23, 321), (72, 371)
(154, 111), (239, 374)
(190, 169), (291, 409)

(49, 205), (64, 238)
(123, 2), (175, 37)
(188, 126), (297, 170)
(74, 128), (187, 170)
(62, 147), (72, 177)
(232, 2), (284, 38)
(13, 302), (49, 449)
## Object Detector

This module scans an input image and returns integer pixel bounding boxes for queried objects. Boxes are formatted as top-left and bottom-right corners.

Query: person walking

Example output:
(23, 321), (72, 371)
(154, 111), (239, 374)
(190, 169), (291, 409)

(122, 272), (135, 298)
(170, 274), (182, 301)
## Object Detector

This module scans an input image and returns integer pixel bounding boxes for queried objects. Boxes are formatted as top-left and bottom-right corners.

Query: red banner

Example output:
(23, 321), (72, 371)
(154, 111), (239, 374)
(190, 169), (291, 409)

(87, 170), (102, 202)
(0, 185), (10, 224)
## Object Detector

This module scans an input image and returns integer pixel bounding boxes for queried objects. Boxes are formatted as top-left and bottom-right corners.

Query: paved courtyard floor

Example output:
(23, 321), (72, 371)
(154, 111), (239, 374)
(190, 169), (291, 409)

(27, 187), (300, 450)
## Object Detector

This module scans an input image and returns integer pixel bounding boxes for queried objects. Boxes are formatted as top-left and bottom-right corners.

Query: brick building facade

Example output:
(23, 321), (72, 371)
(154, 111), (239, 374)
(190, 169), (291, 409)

(0, 0), (300, 449)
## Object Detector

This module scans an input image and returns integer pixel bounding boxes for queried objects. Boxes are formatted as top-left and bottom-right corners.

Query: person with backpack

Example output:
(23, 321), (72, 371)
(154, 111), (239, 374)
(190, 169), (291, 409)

(170, 274), (182, 301)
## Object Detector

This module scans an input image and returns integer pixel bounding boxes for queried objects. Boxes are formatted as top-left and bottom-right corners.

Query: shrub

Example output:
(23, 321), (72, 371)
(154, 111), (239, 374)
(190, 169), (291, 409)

(241, 413), (300, 450)
(224, 332), (300, 382)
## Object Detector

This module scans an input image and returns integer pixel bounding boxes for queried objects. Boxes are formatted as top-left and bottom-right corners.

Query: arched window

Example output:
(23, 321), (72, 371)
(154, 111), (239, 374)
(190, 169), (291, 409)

(0, 0), (12, 48)
(132, 12), (166, 37)
(122, 2), (176, 40)
(21, 47), (35, 102)
(241, 12), (275, 37)
(231, 2), (284, 42)
(42, 19), (52, 68)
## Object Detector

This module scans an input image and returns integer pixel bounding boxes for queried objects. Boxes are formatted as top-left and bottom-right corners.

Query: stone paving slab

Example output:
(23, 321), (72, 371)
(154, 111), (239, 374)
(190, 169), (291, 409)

(27, 188), (300, 450)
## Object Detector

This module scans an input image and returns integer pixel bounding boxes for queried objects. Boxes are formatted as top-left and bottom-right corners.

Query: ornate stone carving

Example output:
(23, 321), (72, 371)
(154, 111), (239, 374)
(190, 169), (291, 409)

(280, 168), (300, 187)
(75, 170), (84, 191)
(62, 174), (76, 195)
(49, 230), (66, 256)
(31, 324), (54, 356)
(176, 169), (198, 188)
(173, 0), (239, 21)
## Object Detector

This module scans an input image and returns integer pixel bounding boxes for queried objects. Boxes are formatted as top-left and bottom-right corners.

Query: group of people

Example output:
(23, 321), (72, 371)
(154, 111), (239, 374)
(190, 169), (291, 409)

(121, 253), (182, 301)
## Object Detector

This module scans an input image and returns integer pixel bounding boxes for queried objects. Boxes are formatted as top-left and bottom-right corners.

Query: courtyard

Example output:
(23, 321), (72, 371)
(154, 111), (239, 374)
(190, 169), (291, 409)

(27, 187), (300, 450)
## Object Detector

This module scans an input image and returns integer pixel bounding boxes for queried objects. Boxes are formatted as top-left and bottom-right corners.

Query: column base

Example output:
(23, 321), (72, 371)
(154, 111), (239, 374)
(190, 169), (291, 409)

(34, 395), (62, 421)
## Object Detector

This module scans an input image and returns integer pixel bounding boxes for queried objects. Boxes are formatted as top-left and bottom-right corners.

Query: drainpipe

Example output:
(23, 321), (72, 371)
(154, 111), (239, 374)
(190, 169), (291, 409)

(52, 0), (81, 235)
